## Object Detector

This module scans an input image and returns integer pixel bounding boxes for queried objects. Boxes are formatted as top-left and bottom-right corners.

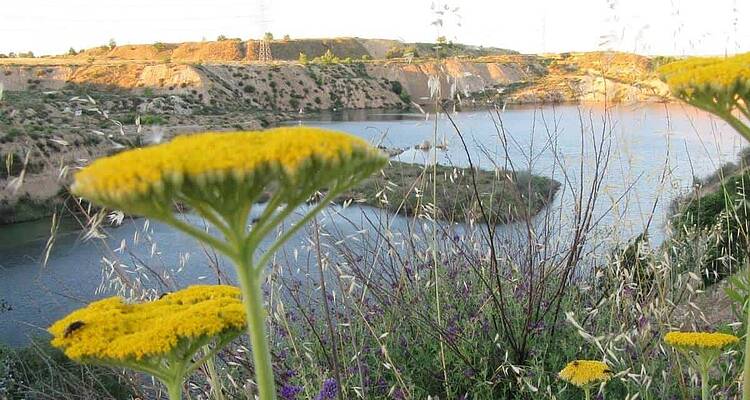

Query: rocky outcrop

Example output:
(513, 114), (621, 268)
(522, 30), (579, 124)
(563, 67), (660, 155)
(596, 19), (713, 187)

(0, 52), (669, 110)
(367, 57), (545, 102)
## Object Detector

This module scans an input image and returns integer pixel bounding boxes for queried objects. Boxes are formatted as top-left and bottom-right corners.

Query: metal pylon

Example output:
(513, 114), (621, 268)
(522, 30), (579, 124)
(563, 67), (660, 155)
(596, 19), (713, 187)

(257, 40), (273, 62)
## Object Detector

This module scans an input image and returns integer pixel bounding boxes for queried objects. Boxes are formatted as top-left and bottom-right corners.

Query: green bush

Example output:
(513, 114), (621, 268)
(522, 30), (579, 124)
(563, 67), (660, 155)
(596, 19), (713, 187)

(673, 170), (750, 283)
(0, 339), (133, 399)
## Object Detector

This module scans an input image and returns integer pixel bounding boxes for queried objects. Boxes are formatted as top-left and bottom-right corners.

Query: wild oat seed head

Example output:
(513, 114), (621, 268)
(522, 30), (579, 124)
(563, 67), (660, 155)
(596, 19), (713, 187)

(558, 360), (613, 387)
(664, 331), (739, 350)
(659, 53), (750, 98)
(71, 127), (387, 215)
(48, 285), (245, 361)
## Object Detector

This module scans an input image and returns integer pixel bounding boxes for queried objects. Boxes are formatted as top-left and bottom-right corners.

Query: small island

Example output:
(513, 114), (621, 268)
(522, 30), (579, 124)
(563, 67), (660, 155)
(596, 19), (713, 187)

(341, 160), (559, 223)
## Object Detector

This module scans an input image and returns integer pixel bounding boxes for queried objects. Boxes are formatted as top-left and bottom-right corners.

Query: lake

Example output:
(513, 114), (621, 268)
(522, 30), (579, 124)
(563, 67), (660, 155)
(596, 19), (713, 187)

(0, 103), (744, 346)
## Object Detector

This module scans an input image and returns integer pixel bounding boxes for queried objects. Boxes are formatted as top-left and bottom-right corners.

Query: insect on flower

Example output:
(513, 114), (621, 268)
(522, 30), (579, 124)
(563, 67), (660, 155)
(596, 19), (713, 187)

(63, 320), (85, 338)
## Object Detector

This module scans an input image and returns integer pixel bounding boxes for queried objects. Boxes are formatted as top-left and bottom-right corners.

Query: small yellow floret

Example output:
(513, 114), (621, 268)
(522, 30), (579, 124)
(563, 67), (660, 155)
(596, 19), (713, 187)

(664, 331), (739, 350)
(558, 360), (613, 387)
(48, 285), (246, 361)
(71, 127), (387, 214)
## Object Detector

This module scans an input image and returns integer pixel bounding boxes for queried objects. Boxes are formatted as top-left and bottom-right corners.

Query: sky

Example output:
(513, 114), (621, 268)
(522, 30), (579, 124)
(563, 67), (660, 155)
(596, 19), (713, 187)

(0, 0), (747, 56)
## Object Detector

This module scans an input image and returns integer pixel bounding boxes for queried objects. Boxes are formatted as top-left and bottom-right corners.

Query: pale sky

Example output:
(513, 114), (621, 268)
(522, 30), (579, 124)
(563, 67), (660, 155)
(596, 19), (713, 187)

(0, 0), (747, 56)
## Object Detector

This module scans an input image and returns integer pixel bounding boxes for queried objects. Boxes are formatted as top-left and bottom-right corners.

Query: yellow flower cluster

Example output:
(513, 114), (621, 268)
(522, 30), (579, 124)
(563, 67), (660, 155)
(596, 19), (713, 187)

(664, 331), (739, 350)
(71, 127), (386, 214)
(48, 285), (246, 361)
(558, 360), (613, 387)
(659, 53), (750, 96)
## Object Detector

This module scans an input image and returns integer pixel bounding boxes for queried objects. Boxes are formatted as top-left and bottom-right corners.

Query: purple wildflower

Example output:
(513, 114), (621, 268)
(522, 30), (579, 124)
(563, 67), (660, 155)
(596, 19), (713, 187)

(279, 384), (303, 400)
(315, 378), (338, 400)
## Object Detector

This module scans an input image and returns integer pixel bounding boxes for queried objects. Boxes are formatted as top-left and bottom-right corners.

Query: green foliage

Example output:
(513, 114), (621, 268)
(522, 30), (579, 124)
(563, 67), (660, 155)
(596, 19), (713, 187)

(340, 161), (559, 222)
(652, 55), (679, 70)
(385, 45), (419, 59)
(673, 169), (750, 284)
(387, 80), (412, 105)
(312, 49), (340, 65)
(153, 42), (167, 51)
(399, 91), (411, 104)
(119, 113), (166, 126)
(263, 32), (274, 42)
(108, 38), (116, 50)
(390, 80), (404, 95)
(67, 47), (77, 56)
(385, 46), (403, 59)
(298, 52), (309, 65)
(217, 35), (228, 41)
(0, 339), (134, 399)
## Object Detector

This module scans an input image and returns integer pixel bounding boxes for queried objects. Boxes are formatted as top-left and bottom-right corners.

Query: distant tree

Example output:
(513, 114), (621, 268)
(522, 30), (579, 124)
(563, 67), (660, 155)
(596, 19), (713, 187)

(153, 42), (166, 51)
(263, 32), (274, 41)
(311, 49), (339, 65)
(385, 46), (403, 59)
(0, 54), (7, 58)
(18, 51), (34, 58)
(298, 52), (309, 64)
(108, 38), (117, 49)
(436, 36), (447, 45)
(283, 34), (291, 41)
(8, 52), (16, 58)
(403, 45), (419, 58)
(67, 47), (78, 56)
(217, 35), (228, 41)
(318, 49), (338, 64)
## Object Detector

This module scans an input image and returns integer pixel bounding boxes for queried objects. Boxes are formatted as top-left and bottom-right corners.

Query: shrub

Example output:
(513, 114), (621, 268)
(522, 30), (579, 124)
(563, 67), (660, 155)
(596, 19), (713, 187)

(298, 52), (309, 65)
(385, 46), (403, 59)
(0, 340), (134, 399)
(673, 169), (750, 284)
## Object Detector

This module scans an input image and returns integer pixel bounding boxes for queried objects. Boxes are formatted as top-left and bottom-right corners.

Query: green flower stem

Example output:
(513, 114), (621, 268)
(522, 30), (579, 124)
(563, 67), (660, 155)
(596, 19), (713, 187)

(583, 386), (591, 400)
(699, 365), (710, 400)
(719, 110), (750, 144)
(164, 184), (351, 400)
(166, 379), (183, 400)
(205, 351), (226, 400)
(252, 186), (346, 272)
(237, 265), (276, 400)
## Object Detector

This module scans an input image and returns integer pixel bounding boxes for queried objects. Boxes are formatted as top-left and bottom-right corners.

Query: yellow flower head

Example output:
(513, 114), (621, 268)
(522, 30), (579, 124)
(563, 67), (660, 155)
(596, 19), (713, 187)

(48, 285), (246, 362)
(658, 53), (750, 100)
(558, 360), (613, 388)
(71, 127), (387, 216)
(664, 331), (739, 351)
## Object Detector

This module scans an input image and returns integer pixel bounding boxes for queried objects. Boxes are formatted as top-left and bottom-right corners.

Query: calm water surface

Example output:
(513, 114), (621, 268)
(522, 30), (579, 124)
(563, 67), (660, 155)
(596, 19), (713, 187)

(0, 103), (745, 346)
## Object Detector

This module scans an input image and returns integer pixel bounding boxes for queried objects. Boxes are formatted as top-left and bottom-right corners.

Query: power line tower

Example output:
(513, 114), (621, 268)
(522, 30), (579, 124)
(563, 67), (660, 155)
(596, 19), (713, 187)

(257, 40), (272, 62)
(256, 0), (273, 62)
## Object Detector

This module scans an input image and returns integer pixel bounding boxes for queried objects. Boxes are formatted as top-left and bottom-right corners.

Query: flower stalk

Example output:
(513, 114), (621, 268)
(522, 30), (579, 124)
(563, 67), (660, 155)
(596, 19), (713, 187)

(664, 331), (738, 400)
(62, 127), (387, 400)
(660, 53), (750, 399)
